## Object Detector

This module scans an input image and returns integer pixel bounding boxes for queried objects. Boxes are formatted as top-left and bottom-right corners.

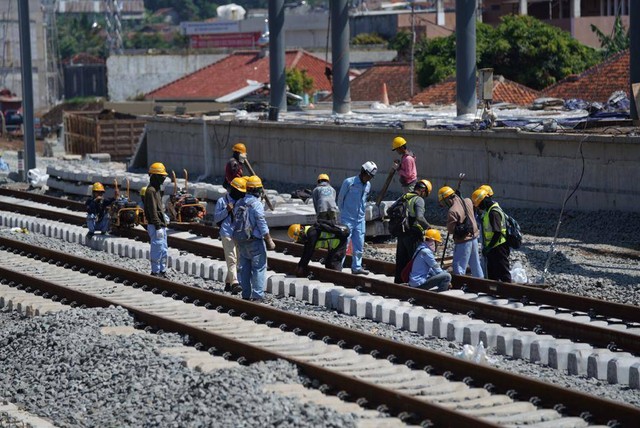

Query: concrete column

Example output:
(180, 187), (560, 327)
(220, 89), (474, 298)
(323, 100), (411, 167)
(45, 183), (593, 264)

(268, 0), (286, 118)
(455, 0), (477, 117)
(519, 0), (528, 15)
(18, 0), (36, 176)
(437, 0), (445, 26)
(630, 0), (639, 119)
(330, 0), (351, 114)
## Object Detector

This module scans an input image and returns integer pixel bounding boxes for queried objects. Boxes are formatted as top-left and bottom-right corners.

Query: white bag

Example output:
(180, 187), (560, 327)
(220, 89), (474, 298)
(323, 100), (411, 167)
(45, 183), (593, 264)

(510, 261), (528, 284)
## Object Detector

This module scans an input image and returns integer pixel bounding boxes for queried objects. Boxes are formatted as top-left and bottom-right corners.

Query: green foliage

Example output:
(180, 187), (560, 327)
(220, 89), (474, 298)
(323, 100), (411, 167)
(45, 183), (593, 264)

(388, 30), (412, 61)
(144, 0), (219, 21)
(57, 15), (108, 59)
(286, 68), (315, 97)
(591, 15), (629, 57)
(414, 15), (601, 91)
(352, 33), (386, 46)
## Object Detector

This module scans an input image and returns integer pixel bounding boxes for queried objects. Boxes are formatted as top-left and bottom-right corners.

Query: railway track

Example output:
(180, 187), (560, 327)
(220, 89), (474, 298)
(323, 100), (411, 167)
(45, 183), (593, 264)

(0, 236), (638, 427)
(2, 189), (640, 360)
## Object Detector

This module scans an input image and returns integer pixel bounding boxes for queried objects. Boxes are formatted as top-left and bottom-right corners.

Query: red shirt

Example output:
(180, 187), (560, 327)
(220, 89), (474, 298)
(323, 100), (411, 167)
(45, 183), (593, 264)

(398, 151), (417, 185)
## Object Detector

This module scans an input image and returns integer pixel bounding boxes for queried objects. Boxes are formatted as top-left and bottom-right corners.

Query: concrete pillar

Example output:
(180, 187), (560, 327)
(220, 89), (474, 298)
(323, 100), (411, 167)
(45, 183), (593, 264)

(268, 0), (286, 119)
(330, 0), (351, 114)
(519, 0), (528, 15)
(630, 0), (640, 119)
(437, 0), (445, 26)
(455, 0), (477, 117)
(18, 0), (36, 176)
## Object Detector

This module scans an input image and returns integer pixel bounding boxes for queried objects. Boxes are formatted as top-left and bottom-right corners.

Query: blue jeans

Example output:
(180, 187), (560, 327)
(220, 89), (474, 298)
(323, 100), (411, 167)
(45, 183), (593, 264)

(147, 224), (168, 274)
(417, 271), (451, 292)
(342, 218), (365, 271)
(237, 239), (267, 299)
(87, 214), (109, 234)
(452, 238), (484, 278)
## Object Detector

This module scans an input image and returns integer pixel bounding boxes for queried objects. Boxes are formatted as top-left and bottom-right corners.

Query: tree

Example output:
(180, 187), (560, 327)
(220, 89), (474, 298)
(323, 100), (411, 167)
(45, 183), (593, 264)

(352, 33), (386, 46)
(591, 15), (629, 57)
(388, 30), (411, 61)
(57, 15), (108, 59)
(286, 68), (314, 104)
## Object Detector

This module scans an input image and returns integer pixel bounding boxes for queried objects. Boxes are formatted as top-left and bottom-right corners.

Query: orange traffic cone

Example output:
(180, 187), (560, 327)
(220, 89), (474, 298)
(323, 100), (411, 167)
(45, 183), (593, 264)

(381, 82), (390, 105)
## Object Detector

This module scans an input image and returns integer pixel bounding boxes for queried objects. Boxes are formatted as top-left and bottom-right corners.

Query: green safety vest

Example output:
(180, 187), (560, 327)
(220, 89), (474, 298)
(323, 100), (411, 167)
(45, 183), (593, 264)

(481, 203), (506, 249)
(304, 225), (341, 250)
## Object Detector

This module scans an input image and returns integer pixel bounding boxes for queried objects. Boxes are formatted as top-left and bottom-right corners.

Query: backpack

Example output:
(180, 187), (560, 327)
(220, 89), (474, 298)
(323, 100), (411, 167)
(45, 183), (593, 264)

(231, 200), (255, 242)
(400, 247), (421, 283)
(453, 197), (474, 240)
(504, 213), (522, 249)
(387, 194), (415, 238)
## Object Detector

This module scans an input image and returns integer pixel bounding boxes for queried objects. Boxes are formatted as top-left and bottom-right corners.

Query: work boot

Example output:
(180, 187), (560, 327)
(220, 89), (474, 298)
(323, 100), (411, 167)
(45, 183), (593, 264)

(231, 284), (242, 295)
(295, 266), (309, 278)
(224, 283), (232, 292)
(351, 268), (370, 275)
(85, 232), (94, 240)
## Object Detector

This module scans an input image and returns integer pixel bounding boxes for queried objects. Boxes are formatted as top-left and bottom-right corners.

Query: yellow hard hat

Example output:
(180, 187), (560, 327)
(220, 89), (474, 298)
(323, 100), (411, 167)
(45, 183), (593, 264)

(317, 173), (330, 183)
(232, 143), (247, 154)
(472, 188), (489, 207)
(246, 175), (263, 189)
(425, 228), (442, 243)
(438, 186), (455, 204)
(92, 182), (105, 192)
(288, 224), (302, 241)
(392, 136), (407, 151)
(230, 176), (247, 193)
(415, 179), (432, 195)
(140, 186), (147, 197)
(480, 184), (494, 197)
(148, 162), (168, 176)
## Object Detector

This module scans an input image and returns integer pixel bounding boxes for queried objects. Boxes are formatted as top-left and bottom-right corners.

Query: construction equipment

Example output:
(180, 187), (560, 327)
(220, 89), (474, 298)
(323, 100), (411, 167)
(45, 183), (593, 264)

(109, 178), (144, 229)
(440, 173), (465, 268)
(244, 158), (274, 211)
(167, 169), (206, 223)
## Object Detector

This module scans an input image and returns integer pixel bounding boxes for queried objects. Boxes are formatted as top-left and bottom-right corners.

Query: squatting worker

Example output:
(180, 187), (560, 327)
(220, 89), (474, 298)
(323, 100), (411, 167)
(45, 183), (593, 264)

(408, 229), (451, 292)
(472, 187), (511, 283)
(337, 161), (377, 275)
(393, 179), (432, 283)
(391, 136), (417, 192)
(144, 162), (170, 278)
(312, 173), (339, 223)
(233, 175), (276, 302)
(438, 186), (483, 278)
(214, 176), (247, 294)
(224, 142), (247, 190)
(85, 182), (118, 240)
(288, 222), (349, 277)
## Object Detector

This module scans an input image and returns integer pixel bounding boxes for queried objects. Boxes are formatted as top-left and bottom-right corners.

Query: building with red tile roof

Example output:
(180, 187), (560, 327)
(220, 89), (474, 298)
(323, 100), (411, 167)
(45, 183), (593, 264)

(146, 49), (345, 101)
(542, 50), (629, 103)
(349, 62), (415, 104)
(411, 75), (540, 106)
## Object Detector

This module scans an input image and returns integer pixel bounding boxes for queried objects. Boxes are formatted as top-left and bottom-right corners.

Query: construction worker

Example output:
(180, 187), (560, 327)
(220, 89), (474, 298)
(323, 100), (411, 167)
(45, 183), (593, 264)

(393, 179), (432, 283)
(289, 222), (349, 277)
(438, 186), (483, 278)
(391, 136), (417, 192)
(337, 161), (377, 275)
(85, 182), (118, 239)
(472, 187), (511, 283)
(408, 229), (451, 291)
(144, 162), (170, 277)
(214, 176), (247, 294)
(224, 142), (247, 190)
(312, 173), (339, 222)
(233, 175), (276, 302)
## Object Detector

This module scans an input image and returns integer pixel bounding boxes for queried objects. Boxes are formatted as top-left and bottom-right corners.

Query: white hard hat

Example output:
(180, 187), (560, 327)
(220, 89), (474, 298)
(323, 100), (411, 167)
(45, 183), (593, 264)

(361, 161), (378, 176)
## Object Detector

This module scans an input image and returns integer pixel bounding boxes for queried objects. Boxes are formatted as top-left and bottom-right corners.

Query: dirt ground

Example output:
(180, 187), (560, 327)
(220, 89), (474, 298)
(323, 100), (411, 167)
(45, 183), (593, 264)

(0, 135), (46, 154)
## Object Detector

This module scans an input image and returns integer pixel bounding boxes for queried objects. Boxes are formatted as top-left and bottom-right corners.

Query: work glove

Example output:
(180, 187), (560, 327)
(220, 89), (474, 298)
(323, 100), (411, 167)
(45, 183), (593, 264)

(264, 234), (276, 251)
(156, 228), (165, 240)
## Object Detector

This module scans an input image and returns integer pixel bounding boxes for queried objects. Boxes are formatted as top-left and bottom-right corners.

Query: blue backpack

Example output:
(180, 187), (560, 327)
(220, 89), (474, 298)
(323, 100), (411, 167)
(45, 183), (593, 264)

(231, 199), (255, 242)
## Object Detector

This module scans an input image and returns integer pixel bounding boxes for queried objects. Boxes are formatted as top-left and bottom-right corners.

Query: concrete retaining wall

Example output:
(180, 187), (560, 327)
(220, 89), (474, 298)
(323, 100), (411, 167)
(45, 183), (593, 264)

(145, 117), (640, 212)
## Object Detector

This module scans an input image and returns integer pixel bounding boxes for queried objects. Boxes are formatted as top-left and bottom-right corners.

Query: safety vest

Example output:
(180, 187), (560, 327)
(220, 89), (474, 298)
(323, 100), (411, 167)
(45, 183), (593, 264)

(481, 203), (506, 249)
(304, 225), (341, 250)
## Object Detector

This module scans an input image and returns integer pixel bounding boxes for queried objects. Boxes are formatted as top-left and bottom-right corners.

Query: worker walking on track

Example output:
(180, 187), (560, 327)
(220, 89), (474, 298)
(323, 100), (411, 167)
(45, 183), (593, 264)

(393, 179), (432, 283)
(232, 175), (276, 302)
(391, 136), (417, 192)
(85, 182), (118, 240)
(438, 186), (483, 278)
(214, 176), (247, 294)
(223, 143), (247, 190)
(289, 222), (350, 277)
(144, 162), (170, 277)
(337, 161), (377, 275)
(408, 229), (452, 291)
(472, 186), (511, 283)
(312, 173), (339, 223)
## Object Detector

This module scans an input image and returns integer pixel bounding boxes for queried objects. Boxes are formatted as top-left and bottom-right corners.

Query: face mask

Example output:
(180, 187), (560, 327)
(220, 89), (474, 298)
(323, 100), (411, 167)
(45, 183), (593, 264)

(239, 153), (247, 163)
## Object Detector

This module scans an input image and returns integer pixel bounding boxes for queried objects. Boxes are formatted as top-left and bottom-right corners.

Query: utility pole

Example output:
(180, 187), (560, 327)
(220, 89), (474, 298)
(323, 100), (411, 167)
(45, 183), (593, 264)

(18, 0), (36, 179)
(410, 1), (415, 98)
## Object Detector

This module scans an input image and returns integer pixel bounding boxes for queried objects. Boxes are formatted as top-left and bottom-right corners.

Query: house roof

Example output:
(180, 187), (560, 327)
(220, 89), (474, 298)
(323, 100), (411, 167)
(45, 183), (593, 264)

(542, 50), (629, 103)
(146, 49), (341, 101)
(349, 62), (414, 104)
(411, 75), (540, 106)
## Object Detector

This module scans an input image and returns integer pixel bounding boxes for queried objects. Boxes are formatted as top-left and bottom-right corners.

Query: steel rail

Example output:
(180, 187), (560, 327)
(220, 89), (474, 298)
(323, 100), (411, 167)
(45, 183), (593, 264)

(0, 241), (637, 426)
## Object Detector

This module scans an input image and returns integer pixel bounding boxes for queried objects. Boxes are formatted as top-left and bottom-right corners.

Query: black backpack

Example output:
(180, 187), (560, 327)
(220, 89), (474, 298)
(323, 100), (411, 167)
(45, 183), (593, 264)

(387, 194), (415, 238)
(504, 212), (522, 249)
